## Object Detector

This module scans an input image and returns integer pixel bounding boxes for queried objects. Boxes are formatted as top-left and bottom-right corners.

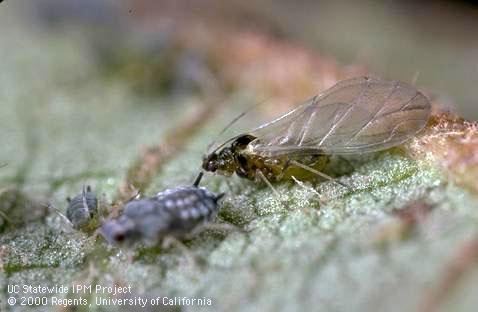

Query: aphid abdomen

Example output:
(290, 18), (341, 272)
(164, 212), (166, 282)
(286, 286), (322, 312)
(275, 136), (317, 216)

(66, 187), (98, 229)
(280, 155), (330, 181)
(156, 187), (220, 237)
(236, 152), (330, 182)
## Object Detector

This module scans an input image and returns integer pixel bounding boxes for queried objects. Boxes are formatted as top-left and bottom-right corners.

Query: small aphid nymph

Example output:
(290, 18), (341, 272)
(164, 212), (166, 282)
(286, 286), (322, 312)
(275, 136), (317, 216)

(101, 172), (225, 245)
(66, 185), (98, 230)
(203, 76), (431, 184)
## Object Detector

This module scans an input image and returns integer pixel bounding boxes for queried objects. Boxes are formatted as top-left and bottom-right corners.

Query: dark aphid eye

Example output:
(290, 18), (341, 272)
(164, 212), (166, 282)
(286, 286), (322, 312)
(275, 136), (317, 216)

(114, 232), (126, 242)
(206, 160), (216, 172)
(204, 153), (218, 172)
(203, 154), (218, 172)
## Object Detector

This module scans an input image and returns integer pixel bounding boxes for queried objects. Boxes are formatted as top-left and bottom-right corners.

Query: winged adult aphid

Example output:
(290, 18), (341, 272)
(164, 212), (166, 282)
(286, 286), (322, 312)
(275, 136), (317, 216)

(202, 76), (431, 185)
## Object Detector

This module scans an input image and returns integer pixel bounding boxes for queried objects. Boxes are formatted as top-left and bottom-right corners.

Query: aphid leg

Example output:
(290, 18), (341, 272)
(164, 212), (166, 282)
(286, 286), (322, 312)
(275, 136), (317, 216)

(336, 155), (355, 170)
(277, 159), (291, 180)
(215, 193), (226, 202)
(289, 160), (353, 191)
(291, 176), (326, 205)
(0, 210), (13, 225)
(224, 179), (235, 194)
(124, 183), (140, 202)
(162, 235), (198, 269)
(126, 190), (141, 202)
(256, 169), (283, 202)
(120, 249), (134, 265)
(91, 227), (103, 241)
(193, 171), (204, 187)
(411, 71), (420, 86)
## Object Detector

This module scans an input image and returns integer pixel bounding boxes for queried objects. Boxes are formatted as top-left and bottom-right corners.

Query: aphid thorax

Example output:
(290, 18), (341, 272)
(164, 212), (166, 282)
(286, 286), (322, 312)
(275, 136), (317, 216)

(203, 134), (329, 182)
(203, 134), (257, 178)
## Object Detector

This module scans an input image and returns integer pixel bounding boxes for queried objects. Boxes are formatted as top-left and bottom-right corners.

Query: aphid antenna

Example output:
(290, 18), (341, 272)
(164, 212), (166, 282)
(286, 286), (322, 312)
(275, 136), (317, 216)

(411, 71), (420, 86)
(0, 210), (12, 224)
(45, 202), (75, 229)
(289, 160), (353, 191)
(192, 171), (204, 187)
(206, 98), (269, 154)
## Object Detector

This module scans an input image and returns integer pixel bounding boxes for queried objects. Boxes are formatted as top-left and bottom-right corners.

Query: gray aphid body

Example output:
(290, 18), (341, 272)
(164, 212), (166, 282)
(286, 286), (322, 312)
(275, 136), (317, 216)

(66, 186), (98, 230)
(101, 175), (224, 245)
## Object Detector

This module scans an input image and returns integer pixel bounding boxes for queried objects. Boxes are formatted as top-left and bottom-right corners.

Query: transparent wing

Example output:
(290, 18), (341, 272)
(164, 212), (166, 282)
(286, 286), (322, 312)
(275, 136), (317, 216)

(249, 76), (431, 155)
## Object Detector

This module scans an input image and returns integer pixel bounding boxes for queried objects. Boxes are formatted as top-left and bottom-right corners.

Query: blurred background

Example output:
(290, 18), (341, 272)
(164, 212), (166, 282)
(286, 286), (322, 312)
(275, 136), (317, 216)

(1, 0), (478, 193)
(2, 0), (478, 118)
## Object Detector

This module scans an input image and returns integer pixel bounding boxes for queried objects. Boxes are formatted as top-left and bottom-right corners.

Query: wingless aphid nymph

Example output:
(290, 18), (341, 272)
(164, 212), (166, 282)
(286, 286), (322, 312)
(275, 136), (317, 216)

(101, 172), (224, 245)
(66, 185), (98, 230)
(203, 76), (431, 185)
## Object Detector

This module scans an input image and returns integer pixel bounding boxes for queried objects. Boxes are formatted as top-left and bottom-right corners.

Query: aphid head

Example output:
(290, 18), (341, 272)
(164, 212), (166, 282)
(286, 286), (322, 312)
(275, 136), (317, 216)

(202, 147), (236, 175)
(203, 135), (256, 175)
(100, 217), (136, 245)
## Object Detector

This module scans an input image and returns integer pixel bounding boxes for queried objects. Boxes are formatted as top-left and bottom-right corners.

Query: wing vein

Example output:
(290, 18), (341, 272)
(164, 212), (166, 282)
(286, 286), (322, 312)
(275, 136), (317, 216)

(298, 110), (317, 145)
(399, 92), (420, 111)
(351, 117), (429, 149)
(347, 81), (400, 143)
(318, 80), (371, 147)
